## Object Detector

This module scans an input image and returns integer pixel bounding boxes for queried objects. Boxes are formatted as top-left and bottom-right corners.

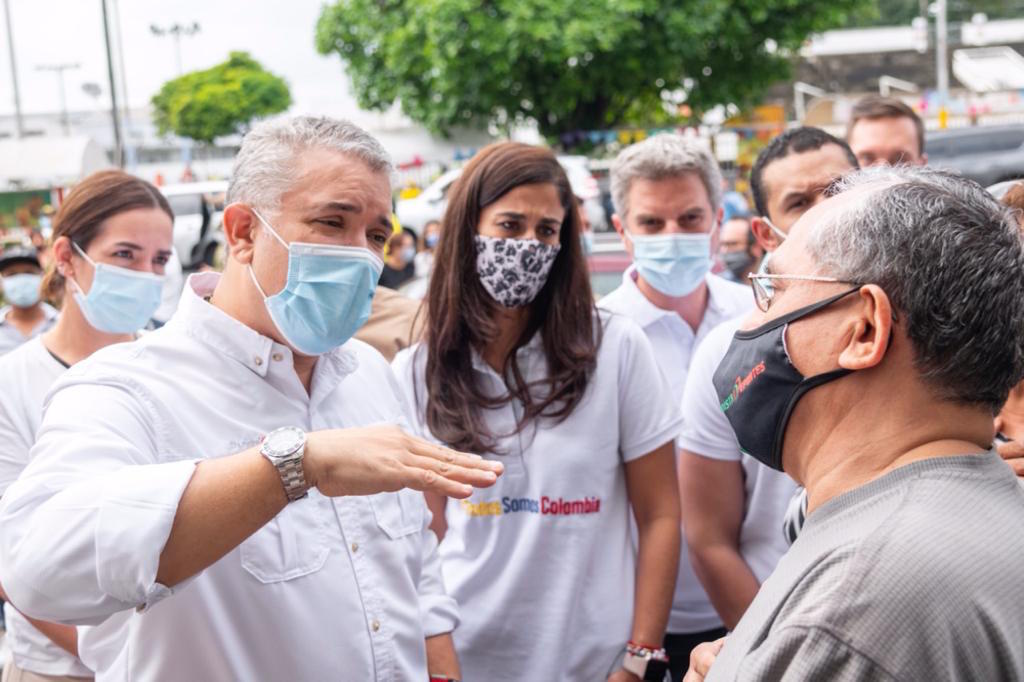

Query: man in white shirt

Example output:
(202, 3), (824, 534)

(677, 128), (859, 651)
(0, 247), (57, 355)
(0, 116), (502, 681)
(597, 134), (750, 679)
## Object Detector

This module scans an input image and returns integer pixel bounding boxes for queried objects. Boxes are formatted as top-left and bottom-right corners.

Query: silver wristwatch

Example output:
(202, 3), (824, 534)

(260, 426), (309, 502)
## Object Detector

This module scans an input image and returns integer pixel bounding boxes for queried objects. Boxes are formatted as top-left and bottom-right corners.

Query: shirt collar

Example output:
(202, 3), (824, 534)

(607, 266), (740, 329)
(0, 302), (58, 326)
(171, 272), (359, 379)
(470, 328), (545, 376)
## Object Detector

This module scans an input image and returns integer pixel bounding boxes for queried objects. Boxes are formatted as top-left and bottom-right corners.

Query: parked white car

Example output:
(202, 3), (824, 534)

(396, 157), (607, 234)
(160, 181), (229, 270)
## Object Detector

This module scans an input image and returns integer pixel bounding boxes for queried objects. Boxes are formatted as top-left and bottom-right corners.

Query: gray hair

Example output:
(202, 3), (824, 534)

(808, 166), (1024, 413)
(610, 134), (723, 217)
(227, 115), (393, 210)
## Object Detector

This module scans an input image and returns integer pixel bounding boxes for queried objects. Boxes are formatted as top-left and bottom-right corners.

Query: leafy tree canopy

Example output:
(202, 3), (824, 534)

(151, 51), (292, 144)
(316, 0), (870, 138)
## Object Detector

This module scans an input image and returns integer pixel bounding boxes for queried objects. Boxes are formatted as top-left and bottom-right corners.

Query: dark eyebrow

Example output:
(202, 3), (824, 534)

(495, 211), (526, 220)
(113, 241), (143, 250)
(156, 249), (173, 258)
(313, 201), (360, 214)
(377, 214), (392, 230)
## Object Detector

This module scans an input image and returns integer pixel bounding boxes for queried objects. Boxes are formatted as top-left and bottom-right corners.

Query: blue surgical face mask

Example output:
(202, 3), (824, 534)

(2, 273), (42, 308)
(425, 233), (440, 249)
(71, 243), (164, 334)
(580, 230), (594, 256)
(626, 229), (713, 297)
(400, 245), (417, 264)
(250, 209), (384, 356)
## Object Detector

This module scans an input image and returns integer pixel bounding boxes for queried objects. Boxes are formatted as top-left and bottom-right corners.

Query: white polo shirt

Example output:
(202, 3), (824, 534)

(392, 312), (684, 682)
(0, 273), (458, 682)
(0, 337), (92, 677)
(599, 269), (752, 406)
(674, 316), (799, 632)
(0, 303), (58, 356)
(601, 268), (756, 635)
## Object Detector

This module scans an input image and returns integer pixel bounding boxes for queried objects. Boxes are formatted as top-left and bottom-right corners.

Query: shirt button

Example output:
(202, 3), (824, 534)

(272, 353), (283, 362)
(371, 620), (381, 632)
(254, 356), (263, 366)
(351, 542), (359, 552)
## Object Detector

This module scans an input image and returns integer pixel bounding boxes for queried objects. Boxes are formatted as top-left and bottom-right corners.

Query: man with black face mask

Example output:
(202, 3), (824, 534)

(716, 215), (761, 285)
(674, 128), (857, 661)
(685, 167), (1024, 681)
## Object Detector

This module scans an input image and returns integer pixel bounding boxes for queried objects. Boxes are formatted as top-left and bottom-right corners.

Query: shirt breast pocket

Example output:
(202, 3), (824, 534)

(240, 493), (331, 583)
(368, 489), (425, 539)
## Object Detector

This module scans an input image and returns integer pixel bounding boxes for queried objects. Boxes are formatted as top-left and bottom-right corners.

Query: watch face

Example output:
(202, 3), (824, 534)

(264, 427), (304, 459)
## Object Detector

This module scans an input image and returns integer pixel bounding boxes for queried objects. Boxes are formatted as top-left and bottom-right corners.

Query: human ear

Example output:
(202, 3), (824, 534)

(222, 204), (258, 265)
(838, 284), (893, 371)
(751, 216), (783, 252)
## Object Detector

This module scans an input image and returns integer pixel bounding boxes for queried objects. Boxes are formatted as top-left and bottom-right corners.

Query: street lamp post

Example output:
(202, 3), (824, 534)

(935, 0), (949, 128)
(101, 0), (123, 167)
(150, 21), (201, 76)
(36, 63), (81, 136)
(2, 0), (24, 137)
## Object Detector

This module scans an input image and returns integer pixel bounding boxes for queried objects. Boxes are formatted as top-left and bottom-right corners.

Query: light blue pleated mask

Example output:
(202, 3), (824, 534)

(249, 209), (383, 356)
(71, 243), (164, 333)
(626, 230), (713, 297)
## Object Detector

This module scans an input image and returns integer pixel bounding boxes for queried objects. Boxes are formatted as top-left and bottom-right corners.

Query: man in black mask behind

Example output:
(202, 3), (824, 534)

(686, 167), (1024, 681)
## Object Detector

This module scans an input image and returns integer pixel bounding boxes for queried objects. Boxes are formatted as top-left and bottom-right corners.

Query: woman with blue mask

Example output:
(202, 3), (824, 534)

(0, 169), (173, 682)
(379, 226), (419, 290)
(392, 142), (683, 682)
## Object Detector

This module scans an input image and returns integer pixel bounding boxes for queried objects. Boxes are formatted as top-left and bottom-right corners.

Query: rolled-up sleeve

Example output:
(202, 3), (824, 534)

(416, 506), (460, 637)
(0, 378), (198, 625)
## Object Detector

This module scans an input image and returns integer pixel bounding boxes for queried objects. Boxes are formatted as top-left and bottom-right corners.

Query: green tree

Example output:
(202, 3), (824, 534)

(315, 0), (870, 139)
(151, 51), (292, 144)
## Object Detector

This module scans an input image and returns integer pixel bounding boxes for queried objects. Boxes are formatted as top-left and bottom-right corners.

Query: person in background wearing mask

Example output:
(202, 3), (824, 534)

(0, 169), (174, 682)
(846, 95), (927, 168)
(675, 127), (858, 659)
(597, 134), (751, 680)
(0, 116), (502, 681)
(393, 142), (682, 682)
(717, 215), (761, 286)
(416, 219), (442, 275)
(0, 247), (57, 356)
(380, 226), (419, 289)
(688, 167), (1024, 681)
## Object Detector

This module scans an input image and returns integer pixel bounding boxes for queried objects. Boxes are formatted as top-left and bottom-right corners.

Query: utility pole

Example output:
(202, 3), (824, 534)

(101, 0), (123, 167)
(935, 0), (949, 128)
(36, 63), (80, 135)
(2, 0), (24, 137)
(150, 21), (200, 76)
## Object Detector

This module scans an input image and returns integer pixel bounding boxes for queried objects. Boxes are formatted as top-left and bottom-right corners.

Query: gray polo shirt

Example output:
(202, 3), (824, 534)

(0, 304), (57, 356)
(708, 450), (1024, 681)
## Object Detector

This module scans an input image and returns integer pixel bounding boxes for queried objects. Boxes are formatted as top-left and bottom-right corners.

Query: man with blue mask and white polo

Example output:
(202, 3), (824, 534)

(0, 116), (502, 681)
(0, 247), (57, 355)
(598, 134), (751, 679)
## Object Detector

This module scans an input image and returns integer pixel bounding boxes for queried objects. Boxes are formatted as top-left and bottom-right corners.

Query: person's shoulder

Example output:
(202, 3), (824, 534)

(340, 336), (392, 375)
(596, 280), (631, 314)
(598, 307), (647, 346)
(695, 314), (746, 363)
(708, 274), (754, 315)
(391, 341), (427, 381)
(0, 338), (52, 391)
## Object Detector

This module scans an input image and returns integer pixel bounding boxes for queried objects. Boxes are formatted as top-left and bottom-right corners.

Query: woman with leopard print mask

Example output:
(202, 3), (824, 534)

(393, 142), (682, 682)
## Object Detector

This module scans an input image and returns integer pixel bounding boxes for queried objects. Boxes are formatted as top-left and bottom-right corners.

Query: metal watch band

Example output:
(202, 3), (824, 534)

(278, 455), (309, 502)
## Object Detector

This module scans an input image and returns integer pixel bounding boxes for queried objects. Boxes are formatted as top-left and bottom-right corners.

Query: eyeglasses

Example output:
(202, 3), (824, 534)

(748, 273), (861, 312)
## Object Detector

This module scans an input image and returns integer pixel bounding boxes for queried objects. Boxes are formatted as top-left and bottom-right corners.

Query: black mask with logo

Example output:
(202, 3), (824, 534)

(712, 287), (862, 471)
(720, 250), (756, 282)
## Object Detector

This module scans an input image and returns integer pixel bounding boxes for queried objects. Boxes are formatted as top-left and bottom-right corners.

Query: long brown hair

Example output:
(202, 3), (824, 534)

(43, 170), (172, 299)
(421, 142), (599, 453)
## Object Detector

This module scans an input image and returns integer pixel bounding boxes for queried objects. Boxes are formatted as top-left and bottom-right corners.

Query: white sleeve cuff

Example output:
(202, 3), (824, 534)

(95, 459), (198, 608)
(676, 432), (743, 461)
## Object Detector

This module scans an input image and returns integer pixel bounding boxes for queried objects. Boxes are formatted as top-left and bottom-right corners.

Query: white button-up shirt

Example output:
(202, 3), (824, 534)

(0, 303), (58, 356)
(0, 273), (458, 682)
(600, 268), (756, 634)
(599, 269), (751, 407)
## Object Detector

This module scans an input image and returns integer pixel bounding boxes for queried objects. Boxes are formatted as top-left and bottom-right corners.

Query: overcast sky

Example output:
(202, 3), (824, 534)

(0, 0), (368, 121)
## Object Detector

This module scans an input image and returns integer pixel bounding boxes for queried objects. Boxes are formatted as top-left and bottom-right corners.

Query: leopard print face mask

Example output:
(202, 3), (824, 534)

(474, 235), (561, 308)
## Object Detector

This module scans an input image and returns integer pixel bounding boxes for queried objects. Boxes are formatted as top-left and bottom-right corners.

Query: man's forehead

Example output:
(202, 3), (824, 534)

(629, 173), (711, 208)
(283, 150), (391, 212)
(763, 145), (855, 200)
